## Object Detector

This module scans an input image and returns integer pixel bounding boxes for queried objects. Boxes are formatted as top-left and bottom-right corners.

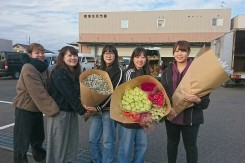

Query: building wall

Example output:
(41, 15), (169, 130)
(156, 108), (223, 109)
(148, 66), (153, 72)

(79, 9), (231, 34)
(78, 9), (231, 57)
(231, 15), (245, 29)
(0, 39), (13, 51)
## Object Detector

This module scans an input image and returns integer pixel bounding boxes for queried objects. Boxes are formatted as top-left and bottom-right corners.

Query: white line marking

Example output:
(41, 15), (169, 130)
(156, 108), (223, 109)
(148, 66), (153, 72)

(0, 100), (14, 130)
(0, 100), (12, 104)
(0, 123), (14, 130)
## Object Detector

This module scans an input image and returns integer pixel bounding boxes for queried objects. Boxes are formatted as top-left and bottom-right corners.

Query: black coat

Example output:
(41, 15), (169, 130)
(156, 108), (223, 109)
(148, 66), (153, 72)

(49, 68), (86, 115)
(161, 63), (210, 125)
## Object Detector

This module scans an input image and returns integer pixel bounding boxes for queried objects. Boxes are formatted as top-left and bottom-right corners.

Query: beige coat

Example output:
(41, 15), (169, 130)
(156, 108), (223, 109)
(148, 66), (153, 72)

(12, 64), (59, 116)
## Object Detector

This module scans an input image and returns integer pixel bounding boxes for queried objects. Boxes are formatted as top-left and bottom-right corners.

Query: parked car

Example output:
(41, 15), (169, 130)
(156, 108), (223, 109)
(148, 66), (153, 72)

(0, 51), (28, 79)
(78, 53), (95, 72)
(118, 56), (126, 70)
(122, 57), (130, 68)
(45, 53), (58, 67)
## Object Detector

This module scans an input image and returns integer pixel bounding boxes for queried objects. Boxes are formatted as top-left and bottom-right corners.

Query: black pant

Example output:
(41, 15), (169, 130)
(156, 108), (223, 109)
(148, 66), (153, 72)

(165, 120), (200, 163)
(14, 108), (46, 163)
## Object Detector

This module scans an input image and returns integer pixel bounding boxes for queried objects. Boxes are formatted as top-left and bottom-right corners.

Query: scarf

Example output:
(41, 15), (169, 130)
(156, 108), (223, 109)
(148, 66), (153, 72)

(25, 56), (49, 73)
(171, 59), (192, 125)
(172, 60), (192, 92)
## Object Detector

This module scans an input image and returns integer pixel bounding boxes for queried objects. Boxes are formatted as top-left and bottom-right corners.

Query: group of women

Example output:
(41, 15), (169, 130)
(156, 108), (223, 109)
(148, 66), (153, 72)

(12, 40), (210, 163)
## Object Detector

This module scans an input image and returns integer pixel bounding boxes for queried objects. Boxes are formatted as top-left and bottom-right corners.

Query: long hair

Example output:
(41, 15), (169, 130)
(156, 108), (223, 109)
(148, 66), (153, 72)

(100, 44), (119, 70)
(127, 47), (150, 75)
(53, 46), (81, 80)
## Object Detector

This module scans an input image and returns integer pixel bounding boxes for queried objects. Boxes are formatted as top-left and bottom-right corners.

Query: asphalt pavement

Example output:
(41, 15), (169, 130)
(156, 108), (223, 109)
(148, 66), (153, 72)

(0, 78), (245, 163)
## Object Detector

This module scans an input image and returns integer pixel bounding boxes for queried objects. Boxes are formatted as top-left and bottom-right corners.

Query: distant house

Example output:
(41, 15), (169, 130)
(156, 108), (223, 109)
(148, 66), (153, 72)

(0, 38), (13, 52)
(13, 43), (54, 53)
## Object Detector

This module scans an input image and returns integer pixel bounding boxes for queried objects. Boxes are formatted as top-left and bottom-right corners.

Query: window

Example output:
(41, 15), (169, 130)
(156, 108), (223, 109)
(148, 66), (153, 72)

(157, 19), (165, 27)
(121, 20), (128, 28)
(212, 18), (224, 26)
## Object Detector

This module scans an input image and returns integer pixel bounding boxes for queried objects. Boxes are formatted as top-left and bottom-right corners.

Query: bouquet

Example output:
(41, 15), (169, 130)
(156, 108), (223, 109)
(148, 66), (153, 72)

(110, 75), (171, 128)
(79, 69), (113, 107)
(172, 46), (231, 115)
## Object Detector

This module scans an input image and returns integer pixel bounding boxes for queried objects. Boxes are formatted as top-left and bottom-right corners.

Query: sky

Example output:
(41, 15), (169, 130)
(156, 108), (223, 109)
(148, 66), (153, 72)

(0, 0), (244, 53)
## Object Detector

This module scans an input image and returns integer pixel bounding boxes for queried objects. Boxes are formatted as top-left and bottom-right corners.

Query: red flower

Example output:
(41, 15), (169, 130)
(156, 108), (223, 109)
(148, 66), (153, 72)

(141, 82), (156, 92)
(148, 91), (164, 107)
(123, 111), (142, 122)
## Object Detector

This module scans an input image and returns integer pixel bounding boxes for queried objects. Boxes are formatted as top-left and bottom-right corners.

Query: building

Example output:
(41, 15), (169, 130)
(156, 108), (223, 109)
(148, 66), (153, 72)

(13, 43), (54, 53)
(231, 14), (245, 29)
(78, 8), (231, 58)
(0, 38), (13, 52)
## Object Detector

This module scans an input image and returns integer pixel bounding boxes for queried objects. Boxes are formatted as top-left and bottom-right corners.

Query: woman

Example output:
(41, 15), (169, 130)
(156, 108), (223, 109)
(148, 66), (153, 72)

(161, 40), (210, 163)
(12, 43), (59, 163)
(87, 44), (123, 163)
(46, 46), (87, 163)
(117, 47), (150, 163)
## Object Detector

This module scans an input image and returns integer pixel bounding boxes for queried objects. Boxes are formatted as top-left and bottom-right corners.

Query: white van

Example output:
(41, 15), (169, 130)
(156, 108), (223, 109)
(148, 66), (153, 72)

(78, 53), (95, 72)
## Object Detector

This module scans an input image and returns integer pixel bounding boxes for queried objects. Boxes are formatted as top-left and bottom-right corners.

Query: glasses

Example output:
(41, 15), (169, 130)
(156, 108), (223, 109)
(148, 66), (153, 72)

(104, 52), (115, 56)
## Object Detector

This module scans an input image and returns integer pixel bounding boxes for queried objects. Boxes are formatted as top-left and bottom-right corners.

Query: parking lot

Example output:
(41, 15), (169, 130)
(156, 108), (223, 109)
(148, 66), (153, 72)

(0, 78), (245, 163)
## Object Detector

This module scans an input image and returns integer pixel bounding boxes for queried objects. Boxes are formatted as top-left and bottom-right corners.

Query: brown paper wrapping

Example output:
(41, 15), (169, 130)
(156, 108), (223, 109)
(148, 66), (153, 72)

(172, 48), (230, 114)
(79, 69), (113, 107)
(110, 75), (171, 123)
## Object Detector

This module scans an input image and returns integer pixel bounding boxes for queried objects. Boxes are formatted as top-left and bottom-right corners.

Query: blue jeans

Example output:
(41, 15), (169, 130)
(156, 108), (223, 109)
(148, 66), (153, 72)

(89, 111), (116, 163)
(118, 124), (147, 163)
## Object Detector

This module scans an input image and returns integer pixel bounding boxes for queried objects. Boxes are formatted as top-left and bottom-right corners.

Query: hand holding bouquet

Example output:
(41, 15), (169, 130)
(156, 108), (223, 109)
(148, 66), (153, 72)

(110, 75), (171, 127)
(79, 69), (113, 121)
(79, 69), (113, 107)
(172, 46), (231, 115)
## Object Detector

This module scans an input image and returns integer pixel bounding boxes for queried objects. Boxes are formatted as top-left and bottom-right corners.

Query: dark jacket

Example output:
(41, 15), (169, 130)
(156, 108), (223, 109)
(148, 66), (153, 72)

(161, 63), (210, 125)
(120, 68), (148, 129)
(49, 68), (86, 115)
(96, 64), (123, 111)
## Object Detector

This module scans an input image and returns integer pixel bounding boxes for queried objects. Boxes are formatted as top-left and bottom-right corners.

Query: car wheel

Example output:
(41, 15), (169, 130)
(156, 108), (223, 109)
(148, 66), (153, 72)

(13, 71), (20, 79)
